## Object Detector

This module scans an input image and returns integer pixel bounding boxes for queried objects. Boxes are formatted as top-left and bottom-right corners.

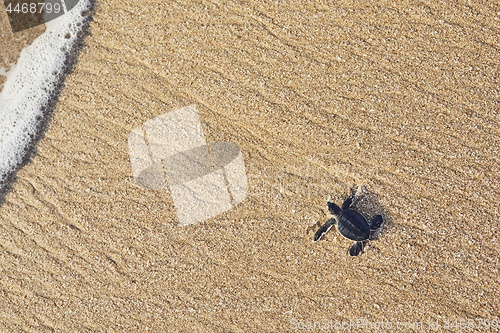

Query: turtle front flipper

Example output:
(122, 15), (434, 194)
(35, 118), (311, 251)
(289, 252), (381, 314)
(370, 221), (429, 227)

(313, 218), (336, 242)
(341, 195), (354, 209)
(348, 241), (364, 256)
(368, 215), (383, 231)
(342, 186), (364, 209)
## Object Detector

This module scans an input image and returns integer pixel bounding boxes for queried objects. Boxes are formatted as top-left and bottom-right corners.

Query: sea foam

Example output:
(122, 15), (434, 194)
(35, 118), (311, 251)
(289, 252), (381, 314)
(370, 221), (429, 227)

(0, 0), (93, 198)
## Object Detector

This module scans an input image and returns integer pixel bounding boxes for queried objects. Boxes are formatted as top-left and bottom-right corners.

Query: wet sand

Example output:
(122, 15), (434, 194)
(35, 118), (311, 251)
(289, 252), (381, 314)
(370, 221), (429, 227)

(1, 1), (500, 331)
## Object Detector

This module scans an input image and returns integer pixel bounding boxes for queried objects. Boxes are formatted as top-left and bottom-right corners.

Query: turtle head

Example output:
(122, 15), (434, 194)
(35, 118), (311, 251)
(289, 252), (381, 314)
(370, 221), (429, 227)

(327, 201), (342, 215)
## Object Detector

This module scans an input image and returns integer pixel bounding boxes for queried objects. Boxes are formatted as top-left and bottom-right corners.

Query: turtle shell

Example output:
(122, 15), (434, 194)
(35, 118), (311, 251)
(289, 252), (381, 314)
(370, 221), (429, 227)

(336, 209), (370, 241)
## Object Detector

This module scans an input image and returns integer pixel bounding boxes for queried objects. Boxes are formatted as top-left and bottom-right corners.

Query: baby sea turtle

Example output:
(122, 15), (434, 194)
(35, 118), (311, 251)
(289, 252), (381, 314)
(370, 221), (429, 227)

(313, 192), (383, 256)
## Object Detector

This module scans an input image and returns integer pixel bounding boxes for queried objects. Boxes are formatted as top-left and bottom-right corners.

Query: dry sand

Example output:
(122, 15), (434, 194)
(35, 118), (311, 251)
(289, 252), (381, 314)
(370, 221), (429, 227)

(1, 1), (500, 332)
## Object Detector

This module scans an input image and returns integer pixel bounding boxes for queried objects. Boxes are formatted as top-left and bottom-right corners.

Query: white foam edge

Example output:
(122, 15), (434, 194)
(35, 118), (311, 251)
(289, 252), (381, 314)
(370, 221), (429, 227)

(0, 0), (92, 187)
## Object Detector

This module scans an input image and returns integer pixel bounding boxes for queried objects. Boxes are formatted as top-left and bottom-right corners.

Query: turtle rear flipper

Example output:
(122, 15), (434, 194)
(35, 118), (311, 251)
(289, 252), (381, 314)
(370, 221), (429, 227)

(368, 215), (383, 231)
(348, 241), (364, 256)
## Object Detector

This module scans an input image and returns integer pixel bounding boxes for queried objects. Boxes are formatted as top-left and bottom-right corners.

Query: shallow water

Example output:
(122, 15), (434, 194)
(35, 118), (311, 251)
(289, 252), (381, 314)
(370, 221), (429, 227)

(0, 0), (92, 196)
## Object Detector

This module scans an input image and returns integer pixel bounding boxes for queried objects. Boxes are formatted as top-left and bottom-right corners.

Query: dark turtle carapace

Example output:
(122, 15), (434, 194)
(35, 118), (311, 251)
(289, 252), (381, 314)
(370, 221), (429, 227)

(313, 193), (383, 256)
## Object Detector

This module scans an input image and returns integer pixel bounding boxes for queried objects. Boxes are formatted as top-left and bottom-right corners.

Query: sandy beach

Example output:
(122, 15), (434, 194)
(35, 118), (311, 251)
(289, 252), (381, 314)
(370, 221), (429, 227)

(1, 1), (499, 331)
